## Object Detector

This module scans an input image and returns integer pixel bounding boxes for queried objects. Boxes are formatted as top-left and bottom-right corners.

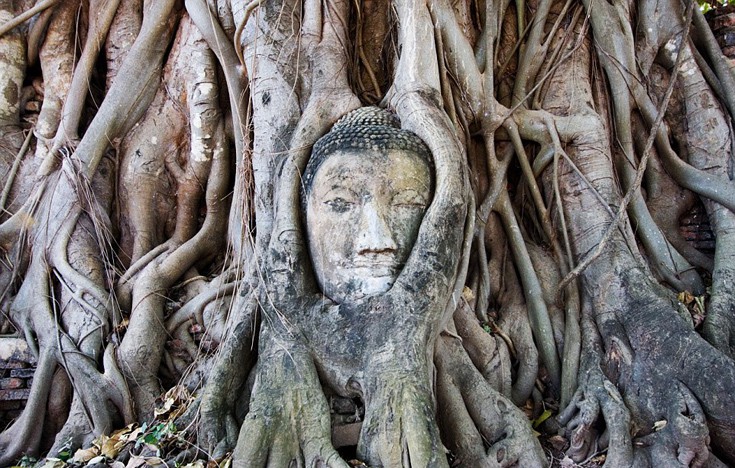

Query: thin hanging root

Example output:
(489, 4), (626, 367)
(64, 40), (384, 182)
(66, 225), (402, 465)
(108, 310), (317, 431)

(0, 127), (33, 213)
(496, 190), (561, 392)
(0, 0), (60, 38)
(234, 0), (265, 67)
(559, 279), (581, 408)
(50, 206), (111, 317)
(558, 0), (693, 293)
(528, 127), (616, 221)
(532, 3), (583, 109)
(473, 232), (490, 323)
(118, 243), (169, 286)
(26, 4), (55, 65)
(502, 117), (574, 273)
(477, 137), (511, 224)
(53, 270), (107, 328)
(552, 146), (574, 269)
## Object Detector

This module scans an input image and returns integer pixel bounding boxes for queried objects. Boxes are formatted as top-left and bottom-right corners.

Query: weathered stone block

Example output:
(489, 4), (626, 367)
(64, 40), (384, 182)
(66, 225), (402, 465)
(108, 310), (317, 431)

(9, 368), (35, 379)
(0, 388), (31, 401)
(0, 338), (36, 369)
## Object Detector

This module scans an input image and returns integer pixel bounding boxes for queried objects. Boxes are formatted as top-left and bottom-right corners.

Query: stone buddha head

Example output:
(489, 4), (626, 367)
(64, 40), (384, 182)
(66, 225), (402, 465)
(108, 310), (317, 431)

(302, 107), (434, 304)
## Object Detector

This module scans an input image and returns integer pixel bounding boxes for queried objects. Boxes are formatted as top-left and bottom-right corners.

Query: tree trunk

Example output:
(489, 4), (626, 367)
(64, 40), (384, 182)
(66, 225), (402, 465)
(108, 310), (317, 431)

(0, 0), (733, 466)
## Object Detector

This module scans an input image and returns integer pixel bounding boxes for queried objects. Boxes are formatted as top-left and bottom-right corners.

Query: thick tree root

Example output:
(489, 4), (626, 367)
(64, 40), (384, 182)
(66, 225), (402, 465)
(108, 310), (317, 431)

(558, 366), (634, 466)
(561, 261), (735, 467)
(359, 366), (447, 467)
(436, 335), (546, 468)
(193, 290), (257, 458)
(233, 335), (347, 468)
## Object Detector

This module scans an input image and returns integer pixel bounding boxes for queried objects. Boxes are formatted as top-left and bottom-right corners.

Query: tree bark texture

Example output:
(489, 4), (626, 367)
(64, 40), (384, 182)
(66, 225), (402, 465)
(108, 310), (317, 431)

(0, 0), (733, 467)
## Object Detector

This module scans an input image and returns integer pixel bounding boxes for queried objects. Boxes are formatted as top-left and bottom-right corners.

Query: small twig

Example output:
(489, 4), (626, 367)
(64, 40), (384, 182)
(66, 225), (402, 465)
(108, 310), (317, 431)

(0, 0), (60, 38)
(557, 0), (696, 292)
(234, 0), (265, 67)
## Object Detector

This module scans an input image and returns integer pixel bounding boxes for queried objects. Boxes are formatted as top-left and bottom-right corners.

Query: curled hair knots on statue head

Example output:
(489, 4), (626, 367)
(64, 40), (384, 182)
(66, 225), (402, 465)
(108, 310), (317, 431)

(301, 107), (434, 204)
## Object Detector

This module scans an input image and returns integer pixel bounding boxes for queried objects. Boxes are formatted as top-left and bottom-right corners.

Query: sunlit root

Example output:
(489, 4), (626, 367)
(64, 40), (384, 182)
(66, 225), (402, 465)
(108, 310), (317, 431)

(233, 337), (347, 468)
(105, 0), (142, 90)
(436, 335), (546, 468)
(359, 361), (447, 467)
(51, 0), (122, 149)
(194, 291), (257, 458)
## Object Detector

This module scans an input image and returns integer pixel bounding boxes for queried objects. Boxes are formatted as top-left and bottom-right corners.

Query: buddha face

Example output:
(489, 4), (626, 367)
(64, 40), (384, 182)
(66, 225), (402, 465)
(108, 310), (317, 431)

(305, 148), (432, 304)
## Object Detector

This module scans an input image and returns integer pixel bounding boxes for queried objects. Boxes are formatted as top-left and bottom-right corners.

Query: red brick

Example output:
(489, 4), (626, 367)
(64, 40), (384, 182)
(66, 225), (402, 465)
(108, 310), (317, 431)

(713, 13), (735, 31)
(0, 378), (23, 390)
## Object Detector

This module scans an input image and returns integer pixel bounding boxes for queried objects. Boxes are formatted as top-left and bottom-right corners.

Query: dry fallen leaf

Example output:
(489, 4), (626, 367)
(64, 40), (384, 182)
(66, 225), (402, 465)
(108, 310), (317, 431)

(548, 434), (567, 450)
(125, 455), (148, 468)
(40, 459), (66, 468)
(72, 447), (100, 464)
(154, 397), (176, 417)
(101, 433), (127, 458)
(127, 426), (144, 442)
(181, 461), (205, 468)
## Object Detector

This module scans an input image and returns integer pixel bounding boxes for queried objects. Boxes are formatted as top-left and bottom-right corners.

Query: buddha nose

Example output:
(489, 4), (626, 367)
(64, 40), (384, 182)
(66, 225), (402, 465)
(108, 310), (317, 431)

(356, 201), (398, 254)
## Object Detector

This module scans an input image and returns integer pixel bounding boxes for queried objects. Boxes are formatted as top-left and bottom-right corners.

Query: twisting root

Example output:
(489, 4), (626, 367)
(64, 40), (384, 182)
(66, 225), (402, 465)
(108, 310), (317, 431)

(557, 0), (695, 293)
(0, 0), (60, 38)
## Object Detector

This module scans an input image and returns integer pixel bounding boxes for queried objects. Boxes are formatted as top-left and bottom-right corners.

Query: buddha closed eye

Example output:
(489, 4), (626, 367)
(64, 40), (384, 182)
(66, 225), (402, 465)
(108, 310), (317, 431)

(302, 107), (434, 304)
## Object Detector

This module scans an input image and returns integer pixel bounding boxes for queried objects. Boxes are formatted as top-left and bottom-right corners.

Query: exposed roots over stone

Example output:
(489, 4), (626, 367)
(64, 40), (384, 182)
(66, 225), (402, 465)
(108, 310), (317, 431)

(436, 334), (546, 467)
